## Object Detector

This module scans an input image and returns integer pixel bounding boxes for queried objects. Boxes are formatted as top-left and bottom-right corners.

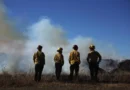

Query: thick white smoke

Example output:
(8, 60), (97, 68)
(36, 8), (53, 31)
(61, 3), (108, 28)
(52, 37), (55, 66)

(24, 18), (94, 74)
(24, 18), (124, 74)
(0, 2), (124, 75)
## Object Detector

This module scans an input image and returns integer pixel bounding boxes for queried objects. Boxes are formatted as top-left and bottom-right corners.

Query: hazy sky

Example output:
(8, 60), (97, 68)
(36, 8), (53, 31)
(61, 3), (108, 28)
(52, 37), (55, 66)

(3, 0), (130, 58)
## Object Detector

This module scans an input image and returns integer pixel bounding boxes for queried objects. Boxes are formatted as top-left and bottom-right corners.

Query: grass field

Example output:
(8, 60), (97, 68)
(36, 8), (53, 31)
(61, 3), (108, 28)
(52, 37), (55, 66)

(0, 71), (130, 90)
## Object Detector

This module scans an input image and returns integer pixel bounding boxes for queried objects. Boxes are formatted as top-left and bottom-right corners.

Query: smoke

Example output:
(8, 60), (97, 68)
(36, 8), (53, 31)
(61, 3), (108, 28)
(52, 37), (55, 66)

(24, 18), (94, 74)
(0, 2), (26, 74)
(0, 2), (124, 75)
(24, 18), (123, 74)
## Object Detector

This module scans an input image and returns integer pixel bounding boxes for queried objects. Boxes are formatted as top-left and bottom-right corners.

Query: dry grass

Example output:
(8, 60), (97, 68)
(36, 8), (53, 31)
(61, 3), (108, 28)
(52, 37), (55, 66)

(0, 71), (130, 90)
(0, 73), (35, 87)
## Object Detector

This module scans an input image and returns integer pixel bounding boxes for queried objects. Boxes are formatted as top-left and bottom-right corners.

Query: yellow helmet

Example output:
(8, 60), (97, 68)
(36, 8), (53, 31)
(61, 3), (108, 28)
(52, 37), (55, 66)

(57, 47), (63, 52)
(89, 44), (95, 50)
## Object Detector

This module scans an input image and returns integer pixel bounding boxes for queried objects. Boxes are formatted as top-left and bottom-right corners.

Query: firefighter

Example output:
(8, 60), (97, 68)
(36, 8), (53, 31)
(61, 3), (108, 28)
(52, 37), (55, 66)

(69, 45), (80, 80)
(87, 44), (102, 81)
(54, 47), (64, 80)
(33, 45), (45, 82)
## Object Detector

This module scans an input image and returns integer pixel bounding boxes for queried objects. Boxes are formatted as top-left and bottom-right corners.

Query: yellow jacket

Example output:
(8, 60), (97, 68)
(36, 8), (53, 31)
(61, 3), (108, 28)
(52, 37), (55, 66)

(69, 50), (80, 65)
(54, 53), (64, 64)
(33, 51), (45, 65)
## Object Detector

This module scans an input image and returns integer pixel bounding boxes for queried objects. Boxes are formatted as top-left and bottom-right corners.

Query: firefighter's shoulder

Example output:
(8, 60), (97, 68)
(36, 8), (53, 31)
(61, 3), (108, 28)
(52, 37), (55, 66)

(55, 53), (59, 57)
(70, 50), (74, 54)
(88, 51), (92, 54)
(94, 51), (100, 54)
(34, 52), (37, 56)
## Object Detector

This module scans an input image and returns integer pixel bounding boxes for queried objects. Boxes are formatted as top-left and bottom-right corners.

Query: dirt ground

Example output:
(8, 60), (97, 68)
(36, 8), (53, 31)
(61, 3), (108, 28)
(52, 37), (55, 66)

(0, 83), (130, 90)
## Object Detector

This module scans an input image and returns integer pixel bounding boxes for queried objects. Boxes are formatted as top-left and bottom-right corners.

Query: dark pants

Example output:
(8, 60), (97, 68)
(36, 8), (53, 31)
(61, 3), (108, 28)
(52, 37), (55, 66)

(69, 63), (79, 80)
(89, 63), (99, 81)
(35, 64), (44, 82)
(55, 63), (63, 80)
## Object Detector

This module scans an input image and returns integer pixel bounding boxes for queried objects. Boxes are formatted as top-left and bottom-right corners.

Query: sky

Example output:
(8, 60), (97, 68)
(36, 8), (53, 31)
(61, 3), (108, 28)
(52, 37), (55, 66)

(3, 0), (130, 58)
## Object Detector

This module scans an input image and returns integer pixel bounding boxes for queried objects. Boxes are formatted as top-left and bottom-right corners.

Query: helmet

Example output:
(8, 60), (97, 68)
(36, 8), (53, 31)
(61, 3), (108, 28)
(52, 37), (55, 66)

(89, 44), (95, 50)
(37, 45), (43, 49)
(57, 47), (63, 52)
(73, 45), (78, 50)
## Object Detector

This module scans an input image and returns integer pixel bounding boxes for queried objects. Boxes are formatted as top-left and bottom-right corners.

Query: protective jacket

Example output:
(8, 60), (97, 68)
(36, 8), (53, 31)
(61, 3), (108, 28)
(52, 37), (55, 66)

(87, 51), (102, 63)
(33, 51), (45, 65)
(54, 53), (64, 65)
(69, 50), (80, 65)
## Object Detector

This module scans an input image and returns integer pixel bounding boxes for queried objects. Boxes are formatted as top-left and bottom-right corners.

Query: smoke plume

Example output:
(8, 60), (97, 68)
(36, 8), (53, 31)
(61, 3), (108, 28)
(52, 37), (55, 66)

(0, 2), (26, 74)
